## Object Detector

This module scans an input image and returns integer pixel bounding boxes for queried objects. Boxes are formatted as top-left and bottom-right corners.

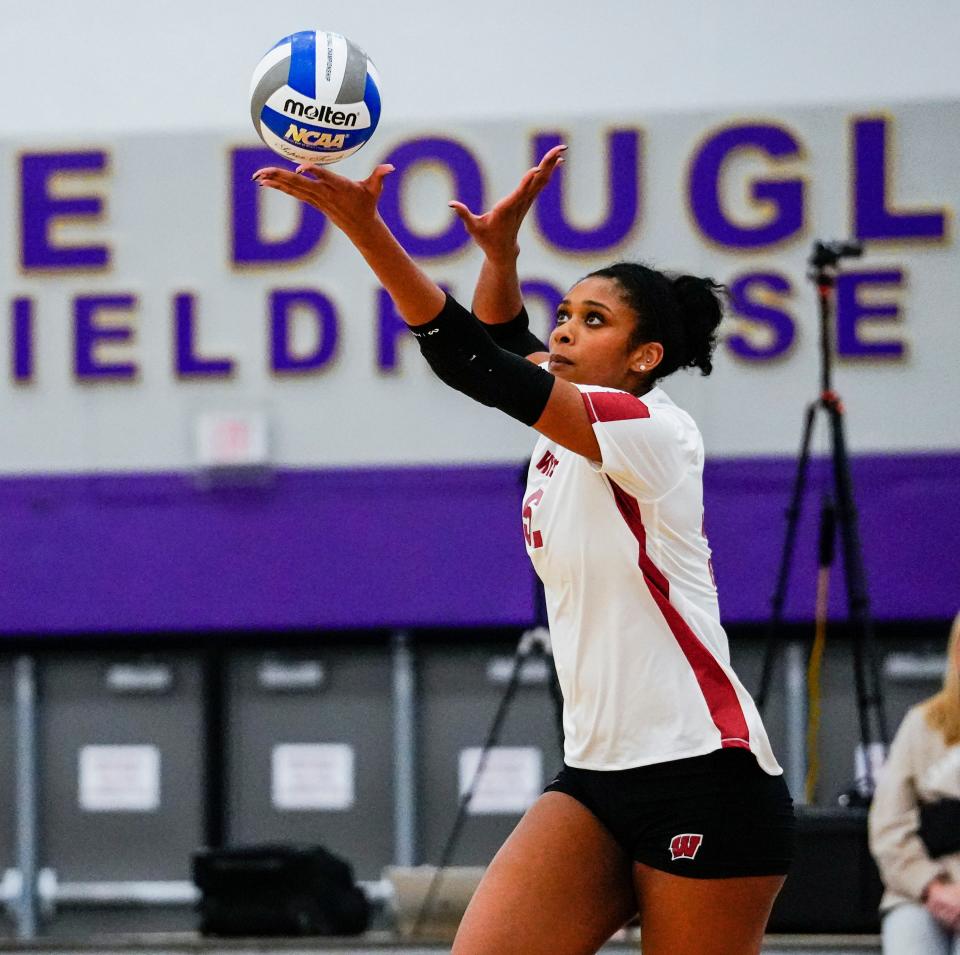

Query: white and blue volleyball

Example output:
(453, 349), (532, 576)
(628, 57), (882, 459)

(250, 30), (382, 165)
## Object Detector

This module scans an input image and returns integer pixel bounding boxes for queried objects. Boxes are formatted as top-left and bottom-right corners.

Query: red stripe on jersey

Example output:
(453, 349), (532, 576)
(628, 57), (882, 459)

(609, 479), (751, 750)
(581, 391), (651, 424)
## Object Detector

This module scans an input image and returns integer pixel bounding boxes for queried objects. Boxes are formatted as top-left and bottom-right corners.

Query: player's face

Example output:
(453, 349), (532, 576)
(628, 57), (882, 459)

(548, 277), (650, 391)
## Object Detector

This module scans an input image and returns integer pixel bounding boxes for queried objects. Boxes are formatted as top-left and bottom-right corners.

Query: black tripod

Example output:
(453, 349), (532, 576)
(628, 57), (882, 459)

(755, 240), (889, 802)
(411, 527), (564, 936)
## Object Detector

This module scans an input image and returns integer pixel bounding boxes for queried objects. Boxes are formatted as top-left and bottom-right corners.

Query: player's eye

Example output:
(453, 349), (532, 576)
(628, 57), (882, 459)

(555, 310), (569, 324)
(585, 312), (605, 326)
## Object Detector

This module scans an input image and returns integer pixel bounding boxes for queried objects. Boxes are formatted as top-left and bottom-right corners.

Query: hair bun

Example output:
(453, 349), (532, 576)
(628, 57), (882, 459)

(670, 274), (724, 376)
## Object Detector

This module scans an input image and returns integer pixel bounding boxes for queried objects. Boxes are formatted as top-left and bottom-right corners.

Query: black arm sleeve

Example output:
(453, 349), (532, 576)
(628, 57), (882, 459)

(476, 305), (548, 358)
(410, 294), (555, 426)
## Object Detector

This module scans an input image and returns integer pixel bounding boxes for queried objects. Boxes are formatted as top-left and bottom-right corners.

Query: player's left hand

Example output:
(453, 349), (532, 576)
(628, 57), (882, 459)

(252, 162), (395, 235)
(449, 144), (566, 263)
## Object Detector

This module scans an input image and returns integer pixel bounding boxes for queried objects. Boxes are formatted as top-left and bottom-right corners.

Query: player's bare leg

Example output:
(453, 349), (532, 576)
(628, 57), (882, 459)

(452, 792), (636, 955)
(633, 861), (786, 955)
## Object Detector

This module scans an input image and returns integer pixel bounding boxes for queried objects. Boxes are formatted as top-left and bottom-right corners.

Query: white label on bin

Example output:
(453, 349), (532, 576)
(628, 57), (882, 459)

(459, 746), (542, 814)
(78, 744), (161, 812)
(271, 743), (354, 811)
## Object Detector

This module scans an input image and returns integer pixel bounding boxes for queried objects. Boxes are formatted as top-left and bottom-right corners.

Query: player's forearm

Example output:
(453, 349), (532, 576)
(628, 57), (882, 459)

(472, 255), (524, 326)
(348, 217), (446, 325)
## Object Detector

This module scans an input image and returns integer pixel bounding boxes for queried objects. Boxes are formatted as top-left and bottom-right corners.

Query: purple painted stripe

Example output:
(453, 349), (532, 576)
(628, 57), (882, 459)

(0, 454), (957, 635)
(704, 452), (959, 625)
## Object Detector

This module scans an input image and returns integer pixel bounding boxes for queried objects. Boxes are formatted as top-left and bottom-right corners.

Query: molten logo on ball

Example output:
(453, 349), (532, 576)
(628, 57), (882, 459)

(282, 99), (359, 127)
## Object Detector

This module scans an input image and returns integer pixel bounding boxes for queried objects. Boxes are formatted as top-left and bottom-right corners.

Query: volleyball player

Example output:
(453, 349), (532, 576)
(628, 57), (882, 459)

(253, 148), (795, 955)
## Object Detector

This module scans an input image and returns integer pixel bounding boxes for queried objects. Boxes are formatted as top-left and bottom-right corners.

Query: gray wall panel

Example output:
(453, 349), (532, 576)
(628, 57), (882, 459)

(38, 654), (204, 881)
(226, 645), (394, 881)
(0, 622), (948, 938)
(36, 653), (204, 937)
(416, 637), (565, 867)
(730, 631), (949, 805)
(0, 661), (15, 937)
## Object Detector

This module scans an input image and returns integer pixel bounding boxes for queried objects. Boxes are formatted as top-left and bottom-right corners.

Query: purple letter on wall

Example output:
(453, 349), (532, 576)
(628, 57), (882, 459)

(378, 289), (408, 371)
(378, 284), (451, 370)
(74, 295), (137, 380)
(231, 148), (327, 263)
(835, 270), (905, 359)
(21, 152), (109, 270)
(726, 273), (796, 360)
(853, 118), (946, 242)
(379, 138), (483, 257)
(520, 279), (565, 341)
(270, 289), (339, 373)
(534, 130), (641, 252)
(689, 124), (803, 249)
(12, 298), (33, 382)
(175, 294), (235, 377)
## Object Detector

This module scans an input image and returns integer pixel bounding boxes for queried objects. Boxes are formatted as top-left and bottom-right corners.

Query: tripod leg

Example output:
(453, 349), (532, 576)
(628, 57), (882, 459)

(411, 639), (528, 936)
(805, 497), (836, 803)
(756, 401), (819, 710)
(827, 403), (890, 788)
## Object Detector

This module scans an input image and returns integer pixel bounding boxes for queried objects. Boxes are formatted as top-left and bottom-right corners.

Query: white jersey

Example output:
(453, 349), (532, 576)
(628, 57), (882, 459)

(524, 381), (782, 775)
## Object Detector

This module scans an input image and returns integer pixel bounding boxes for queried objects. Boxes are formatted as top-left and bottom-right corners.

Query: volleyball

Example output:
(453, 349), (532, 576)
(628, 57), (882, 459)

(249, 30), (382, 165)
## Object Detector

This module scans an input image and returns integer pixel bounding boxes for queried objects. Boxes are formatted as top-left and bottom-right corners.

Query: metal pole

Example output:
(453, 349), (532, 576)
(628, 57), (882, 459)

(785, 640), (807, 805)
(13, 655), (39, 938)
(392, 631), (417, 867)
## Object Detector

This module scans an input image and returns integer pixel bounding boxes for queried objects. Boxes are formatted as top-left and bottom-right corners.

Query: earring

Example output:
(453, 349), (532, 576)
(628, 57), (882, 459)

(640, 365), (646, 371)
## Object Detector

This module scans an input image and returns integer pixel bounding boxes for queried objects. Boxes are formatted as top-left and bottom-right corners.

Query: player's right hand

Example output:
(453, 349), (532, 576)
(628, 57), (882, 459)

(252, 163), (395, 237)
(448, 144), (566, 264)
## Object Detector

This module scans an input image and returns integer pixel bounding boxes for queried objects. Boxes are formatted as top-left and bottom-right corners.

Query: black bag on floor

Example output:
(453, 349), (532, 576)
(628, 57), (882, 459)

(192, 844), (371, 936)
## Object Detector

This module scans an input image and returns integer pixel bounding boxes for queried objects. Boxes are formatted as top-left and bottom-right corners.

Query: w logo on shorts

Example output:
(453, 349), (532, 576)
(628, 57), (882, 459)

(669, 833), (704, 860)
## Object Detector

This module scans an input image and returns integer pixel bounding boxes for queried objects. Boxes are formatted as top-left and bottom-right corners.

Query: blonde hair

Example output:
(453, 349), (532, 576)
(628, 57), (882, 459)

(924, 612), (960, 745)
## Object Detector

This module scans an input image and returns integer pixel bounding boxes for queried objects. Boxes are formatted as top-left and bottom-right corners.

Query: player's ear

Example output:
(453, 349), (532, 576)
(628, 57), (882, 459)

(629, 341), (663, 375)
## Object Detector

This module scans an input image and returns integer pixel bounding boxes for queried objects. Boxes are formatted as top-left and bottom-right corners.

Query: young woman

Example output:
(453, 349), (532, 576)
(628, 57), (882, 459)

(870, 612), (960, 955)
(254, 147), (794, 955)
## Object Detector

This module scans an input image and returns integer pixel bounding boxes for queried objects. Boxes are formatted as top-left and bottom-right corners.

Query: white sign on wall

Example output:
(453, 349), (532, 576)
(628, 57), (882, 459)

(271, 743), (355, 811)
(195, 410), (269, 468)
(459, 746), (542, 815)
(78, 744), (161, 812)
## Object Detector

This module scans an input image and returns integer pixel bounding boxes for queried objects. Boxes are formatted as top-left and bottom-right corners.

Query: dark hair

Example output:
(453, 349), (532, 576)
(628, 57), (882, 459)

(585, 262), (724, 382)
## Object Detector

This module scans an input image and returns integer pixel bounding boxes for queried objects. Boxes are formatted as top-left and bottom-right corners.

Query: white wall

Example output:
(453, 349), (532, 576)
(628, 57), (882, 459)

(4, 0), (959, 136)
(3, 2), (958, 475)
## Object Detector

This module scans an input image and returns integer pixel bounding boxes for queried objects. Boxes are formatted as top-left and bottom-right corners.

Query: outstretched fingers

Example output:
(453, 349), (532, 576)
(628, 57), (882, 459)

(524, 144), (566, 196)
(362, 163), (396, 198)
(537, 143), (568, 171)
(448, 200), (482, 230)
(253, 167), (323, 201)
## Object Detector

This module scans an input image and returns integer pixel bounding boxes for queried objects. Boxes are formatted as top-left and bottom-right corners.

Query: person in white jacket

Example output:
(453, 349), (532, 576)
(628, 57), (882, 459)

(869, 612), (960, 954)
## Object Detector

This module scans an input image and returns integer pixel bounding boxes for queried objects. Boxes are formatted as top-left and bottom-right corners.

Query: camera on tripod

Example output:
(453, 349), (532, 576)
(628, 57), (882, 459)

(757, 237), (888, 805)
(809, 240), (864, 269)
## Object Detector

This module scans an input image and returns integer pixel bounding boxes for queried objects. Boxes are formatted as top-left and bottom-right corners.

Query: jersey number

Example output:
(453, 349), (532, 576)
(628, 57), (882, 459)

(522, 489), (544, 549)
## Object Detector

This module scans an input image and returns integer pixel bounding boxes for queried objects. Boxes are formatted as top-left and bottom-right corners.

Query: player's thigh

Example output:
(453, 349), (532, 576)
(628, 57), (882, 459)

(633, 861), (785, 955)
(452, 791), (636, 955)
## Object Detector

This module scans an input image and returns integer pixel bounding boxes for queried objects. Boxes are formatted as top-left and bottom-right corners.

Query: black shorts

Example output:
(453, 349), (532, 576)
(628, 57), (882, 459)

(544, 748), (795, 879)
